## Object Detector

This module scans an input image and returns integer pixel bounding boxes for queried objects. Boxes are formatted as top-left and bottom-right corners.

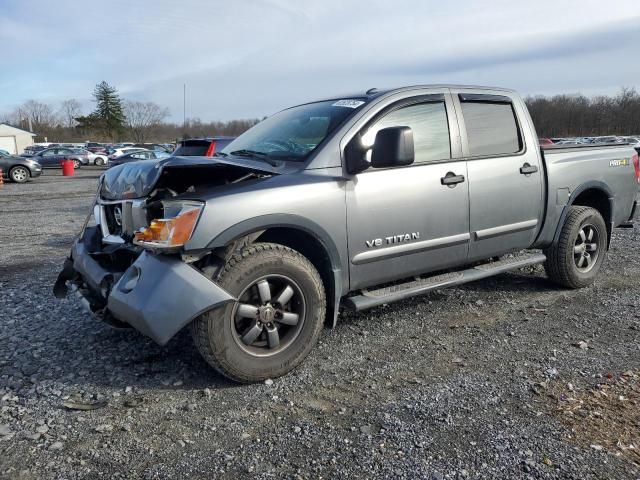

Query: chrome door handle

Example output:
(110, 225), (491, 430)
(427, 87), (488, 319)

(520, 163), (538, 175)
(441, 172), (465, 187)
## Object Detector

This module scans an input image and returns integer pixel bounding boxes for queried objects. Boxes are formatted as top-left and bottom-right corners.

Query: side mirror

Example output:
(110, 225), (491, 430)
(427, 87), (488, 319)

(370, 126), (414, 168)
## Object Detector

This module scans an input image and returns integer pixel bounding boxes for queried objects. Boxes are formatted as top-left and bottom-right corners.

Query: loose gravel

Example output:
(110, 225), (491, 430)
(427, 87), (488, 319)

(0, 168), (639, 479)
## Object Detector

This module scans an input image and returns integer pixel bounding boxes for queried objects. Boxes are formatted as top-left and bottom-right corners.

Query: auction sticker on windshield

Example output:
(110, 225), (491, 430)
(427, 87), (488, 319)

(332, 99), (365, 108)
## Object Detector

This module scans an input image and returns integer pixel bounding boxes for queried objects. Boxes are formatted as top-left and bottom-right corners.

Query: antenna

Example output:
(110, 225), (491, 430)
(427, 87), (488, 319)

(366, 87), (378, 95)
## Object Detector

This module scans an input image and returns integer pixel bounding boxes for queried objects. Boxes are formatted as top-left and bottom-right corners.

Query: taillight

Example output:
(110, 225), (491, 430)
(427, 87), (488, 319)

(633, 153), (640, 184)
(205, 141), (217, 156)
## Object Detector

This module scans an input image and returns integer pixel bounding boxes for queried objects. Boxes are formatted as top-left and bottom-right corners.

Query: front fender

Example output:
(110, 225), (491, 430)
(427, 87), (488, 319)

(206, 214), (346, 327)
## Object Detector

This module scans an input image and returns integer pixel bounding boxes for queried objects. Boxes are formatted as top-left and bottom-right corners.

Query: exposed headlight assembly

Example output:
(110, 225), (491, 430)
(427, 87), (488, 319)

(134, 201), (204, 249)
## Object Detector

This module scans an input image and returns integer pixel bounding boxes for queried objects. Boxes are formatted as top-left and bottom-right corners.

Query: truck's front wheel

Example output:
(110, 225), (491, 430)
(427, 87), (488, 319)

(544, 206), (608, 288)
(191, 243), (326, 383)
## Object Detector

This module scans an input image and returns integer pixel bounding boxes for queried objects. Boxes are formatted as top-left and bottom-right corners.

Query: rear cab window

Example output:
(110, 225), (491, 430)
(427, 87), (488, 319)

(458, 94), (523, 157)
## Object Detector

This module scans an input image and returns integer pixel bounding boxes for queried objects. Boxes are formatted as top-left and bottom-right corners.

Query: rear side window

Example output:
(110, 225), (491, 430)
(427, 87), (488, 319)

(460, 101), (521, 156)
(362, 102), (451, 164)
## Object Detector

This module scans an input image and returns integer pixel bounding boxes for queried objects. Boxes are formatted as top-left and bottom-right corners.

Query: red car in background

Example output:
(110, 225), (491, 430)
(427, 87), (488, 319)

(172, 137), (235, 156)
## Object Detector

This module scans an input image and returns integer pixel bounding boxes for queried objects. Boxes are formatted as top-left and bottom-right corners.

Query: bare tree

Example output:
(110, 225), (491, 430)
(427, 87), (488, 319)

(15, 100), (58, 132)
(59, 99), (83, 128)
(124, 101), (170, 142)
(526, 87), (640, 137)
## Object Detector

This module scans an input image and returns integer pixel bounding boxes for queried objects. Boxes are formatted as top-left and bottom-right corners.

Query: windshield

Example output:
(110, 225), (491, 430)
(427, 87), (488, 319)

(221, 99), (367, 161)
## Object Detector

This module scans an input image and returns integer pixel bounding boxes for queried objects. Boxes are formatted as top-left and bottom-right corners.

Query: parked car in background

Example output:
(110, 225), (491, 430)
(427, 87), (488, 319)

(107, 149), (170, 168)
(85, 142), (107, 154)
(625, 137), (640, 154)
(172, 137), (235, 156)
(108, 147), (148, 160)
(593, 136), (622, 144)
(75, 148), (108, 166)
(131, 143), (173, 153)
(22, 145), (46, 156)
(0, 149), (42, 183)
(25, 147), (90, 169)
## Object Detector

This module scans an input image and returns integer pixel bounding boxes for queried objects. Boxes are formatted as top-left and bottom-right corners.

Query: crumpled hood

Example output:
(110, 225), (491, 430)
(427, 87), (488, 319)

(100, 156), (283, 200)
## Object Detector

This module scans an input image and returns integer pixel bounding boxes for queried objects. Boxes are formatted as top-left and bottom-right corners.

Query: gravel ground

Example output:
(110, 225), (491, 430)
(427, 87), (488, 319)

(1, 168), (639, 479)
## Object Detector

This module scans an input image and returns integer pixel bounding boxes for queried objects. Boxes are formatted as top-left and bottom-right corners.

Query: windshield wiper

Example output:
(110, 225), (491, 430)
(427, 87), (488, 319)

(213, 151), (228, 157)
(230, 149), (279, 167)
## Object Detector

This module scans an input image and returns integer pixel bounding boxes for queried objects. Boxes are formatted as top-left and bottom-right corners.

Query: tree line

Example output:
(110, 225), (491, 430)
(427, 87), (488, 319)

(0, 81), (260, 144)
(525, 87), (640, 138)
(2, 82), (639, 143)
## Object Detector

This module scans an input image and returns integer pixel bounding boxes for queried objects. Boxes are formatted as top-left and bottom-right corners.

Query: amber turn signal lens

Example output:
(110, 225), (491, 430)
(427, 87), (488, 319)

(134, 204), (202, 248)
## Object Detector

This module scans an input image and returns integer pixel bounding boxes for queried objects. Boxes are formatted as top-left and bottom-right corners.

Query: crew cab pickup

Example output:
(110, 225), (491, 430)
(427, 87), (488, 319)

(54, 85), (640, 383)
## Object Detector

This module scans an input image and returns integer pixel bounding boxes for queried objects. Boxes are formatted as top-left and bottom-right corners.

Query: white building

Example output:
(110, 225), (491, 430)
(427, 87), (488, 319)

(0, 124), (36, 154)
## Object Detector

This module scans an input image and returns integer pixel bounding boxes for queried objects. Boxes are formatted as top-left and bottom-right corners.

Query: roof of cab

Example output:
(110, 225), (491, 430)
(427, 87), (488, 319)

(326, 84), (517, 102)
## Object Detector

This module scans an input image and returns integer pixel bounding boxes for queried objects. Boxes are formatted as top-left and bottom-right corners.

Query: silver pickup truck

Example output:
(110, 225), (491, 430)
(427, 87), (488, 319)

(55, 85), (640, 383)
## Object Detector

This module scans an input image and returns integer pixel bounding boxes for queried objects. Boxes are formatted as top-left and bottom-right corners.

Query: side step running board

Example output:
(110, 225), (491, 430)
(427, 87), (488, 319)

(342, 252), (546, 311)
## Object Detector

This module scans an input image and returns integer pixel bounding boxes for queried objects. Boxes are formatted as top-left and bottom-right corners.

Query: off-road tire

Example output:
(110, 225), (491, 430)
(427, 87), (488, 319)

(191, 243), (326, 383)
(544, 206), (607, 288)
(9, 166), (29, 183)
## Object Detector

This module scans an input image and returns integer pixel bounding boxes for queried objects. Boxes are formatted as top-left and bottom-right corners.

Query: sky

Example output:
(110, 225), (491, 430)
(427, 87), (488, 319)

(0, 0), (638, 122)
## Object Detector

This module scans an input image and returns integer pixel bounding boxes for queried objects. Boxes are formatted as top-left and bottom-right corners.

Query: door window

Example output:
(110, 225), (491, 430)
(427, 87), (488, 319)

(460, 101), (522, 156)
(361, 102), (451, 164)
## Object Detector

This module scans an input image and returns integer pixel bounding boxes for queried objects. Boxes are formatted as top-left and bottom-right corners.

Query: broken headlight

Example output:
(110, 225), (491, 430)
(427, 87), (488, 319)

(133, 201), (203, 249)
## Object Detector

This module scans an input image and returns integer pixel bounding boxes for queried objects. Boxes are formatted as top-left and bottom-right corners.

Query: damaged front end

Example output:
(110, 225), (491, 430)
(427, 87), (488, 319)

(54, 157), (276, 344)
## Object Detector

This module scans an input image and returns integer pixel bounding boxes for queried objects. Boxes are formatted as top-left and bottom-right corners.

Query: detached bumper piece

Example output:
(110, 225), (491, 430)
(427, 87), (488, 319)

(54, 228), (235, 345)
(107, 252), (234, 345)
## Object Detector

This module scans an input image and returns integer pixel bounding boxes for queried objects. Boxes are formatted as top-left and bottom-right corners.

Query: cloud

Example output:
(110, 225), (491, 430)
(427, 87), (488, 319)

(0, 0), (638, 121)
(377, 17), (639, 76)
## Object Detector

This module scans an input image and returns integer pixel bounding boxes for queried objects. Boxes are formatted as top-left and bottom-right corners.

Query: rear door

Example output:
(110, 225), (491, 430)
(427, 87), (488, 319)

(38, 149), (59, 167)
(452, 90), (544, 261)
(346, 92), (471, 289)
(59, 148), (75, 161)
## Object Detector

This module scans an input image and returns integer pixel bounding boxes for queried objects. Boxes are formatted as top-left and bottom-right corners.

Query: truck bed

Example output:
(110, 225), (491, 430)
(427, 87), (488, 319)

(535, 143), (638, 246)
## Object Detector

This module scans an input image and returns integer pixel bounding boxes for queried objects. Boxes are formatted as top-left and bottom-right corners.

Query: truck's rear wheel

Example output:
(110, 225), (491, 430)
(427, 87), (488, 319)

(191, 243), (326, 383)
(544, 206), (607, 288)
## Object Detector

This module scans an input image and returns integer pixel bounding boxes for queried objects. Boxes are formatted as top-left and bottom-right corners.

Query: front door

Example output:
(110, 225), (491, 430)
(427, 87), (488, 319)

(346, 94), (471, 290)
(452, 90), (544, 261)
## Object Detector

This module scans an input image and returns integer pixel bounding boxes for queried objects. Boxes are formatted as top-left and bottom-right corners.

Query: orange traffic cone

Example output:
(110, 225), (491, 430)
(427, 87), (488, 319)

(0, 168), (4, 187)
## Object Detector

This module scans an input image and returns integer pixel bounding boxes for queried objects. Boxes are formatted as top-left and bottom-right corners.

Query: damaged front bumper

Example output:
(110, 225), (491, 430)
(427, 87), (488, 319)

(54, 226), (235, 345)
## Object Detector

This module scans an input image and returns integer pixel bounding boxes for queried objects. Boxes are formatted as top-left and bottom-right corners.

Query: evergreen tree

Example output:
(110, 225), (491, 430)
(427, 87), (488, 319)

(89, 81), (126, 141)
